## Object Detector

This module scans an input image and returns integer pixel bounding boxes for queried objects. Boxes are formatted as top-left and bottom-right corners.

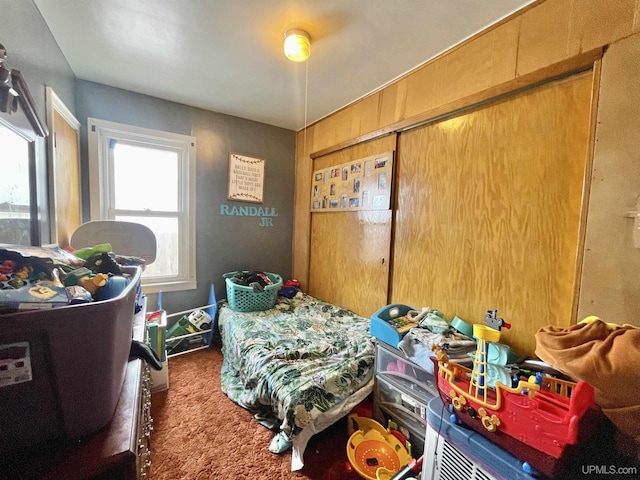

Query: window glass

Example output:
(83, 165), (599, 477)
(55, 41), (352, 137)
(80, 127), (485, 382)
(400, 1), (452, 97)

(112, 142), (179, 212)
(116, 215), (179, 278)
(0, 125), (31, 245)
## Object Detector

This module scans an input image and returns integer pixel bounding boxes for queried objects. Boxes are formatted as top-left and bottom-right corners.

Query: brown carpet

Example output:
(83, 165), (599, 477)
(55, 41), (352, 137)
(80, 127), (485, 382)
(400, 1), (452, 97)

(149, 347), (364, 480)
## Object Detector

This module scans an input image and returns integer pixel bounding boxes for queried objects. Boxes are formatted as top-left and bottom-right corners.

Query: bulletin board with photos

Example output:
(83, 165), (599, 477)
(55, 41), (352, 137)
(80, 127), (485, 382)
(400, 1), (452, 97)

(310, 151), (394, 212)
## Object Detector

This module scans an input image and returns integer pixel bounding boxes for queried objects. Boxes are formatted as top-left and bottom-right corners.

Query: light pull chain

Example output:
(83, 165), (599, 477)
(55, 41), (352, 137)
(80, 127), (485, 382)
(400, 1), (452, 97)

(303, 58), (309, 160)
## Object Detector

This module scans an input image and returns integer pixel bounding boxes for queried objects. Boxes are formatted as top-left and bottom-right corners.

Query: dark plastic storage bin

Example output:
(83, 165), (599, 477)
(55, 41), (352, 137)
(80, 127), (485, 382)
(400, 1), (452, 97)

(0, 266), (142, 453)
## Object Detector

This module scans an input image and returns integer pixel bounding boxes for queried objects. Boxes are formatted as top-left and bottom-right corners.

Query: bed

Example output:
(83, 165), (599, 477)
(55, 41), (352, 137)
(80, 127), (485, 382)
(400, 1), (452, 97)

(218, 291), (375, 471)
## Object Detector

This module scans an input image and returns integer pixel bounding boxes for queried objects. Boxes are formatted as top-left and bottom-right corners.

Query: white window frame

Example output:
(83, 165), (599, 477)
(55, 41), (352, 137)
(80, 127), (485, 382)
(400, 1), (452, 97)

(87, 117), (196, 293)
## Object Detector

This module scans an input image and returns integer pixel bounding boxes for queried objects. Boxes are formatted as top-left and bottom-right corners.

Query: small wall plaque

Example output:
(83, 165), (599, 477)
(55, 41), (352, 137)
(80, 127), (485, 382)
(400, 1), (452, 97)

(227, 152), (265, 203)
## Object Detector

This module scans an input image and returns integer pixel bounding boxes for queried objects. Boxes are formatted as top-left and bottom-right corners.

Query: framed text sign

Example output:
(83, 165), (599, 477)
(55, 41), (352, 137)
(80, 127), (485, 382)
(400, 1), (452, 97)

(310, 151), (394, 212)
(227, 152), (265, 203)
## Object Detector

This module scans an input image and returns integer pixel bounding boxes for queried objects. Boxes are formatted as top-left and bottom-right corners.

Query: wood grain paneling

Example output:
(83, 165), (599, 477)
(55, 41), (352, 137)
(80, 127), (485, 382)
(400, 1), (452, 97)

(308, 49), (600, 161)
(391, 72), (594, 356)
(353, 94), (383, 138)
(378, 82), (405, 128)
(309, 210), (391, 317)
(517, 0), (638, 77)
(404, 20), (520, 119)
(567, 0), (638, 54)
(517, 0), (576, 76)
(578, 33), (640, 326)
(308, 136), (396, 316)
(301, 0), (628, 158)
(293, 1), (640, 345)
(52, 109), (81, 247)
(292, 125), (317, 288)
(313, 136), (397, 178)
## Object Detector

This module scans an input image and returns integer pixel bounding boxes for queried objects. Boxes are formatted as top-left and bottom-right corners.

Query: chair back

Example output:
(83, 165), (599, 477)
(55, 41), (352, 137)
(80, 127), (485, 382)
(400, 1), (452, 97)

(71, 220), (157, 265)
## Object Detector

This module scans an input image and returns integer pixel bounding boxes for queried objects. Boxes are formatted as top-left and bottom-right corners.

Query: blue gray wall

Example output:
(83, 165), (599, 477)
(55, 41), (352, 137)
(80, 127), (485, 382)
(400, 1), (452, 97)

(4, 0), (296, 317)
(75, 81), (295, 315)
(3, 0), (76, 245)
(3, 0), (76, 117)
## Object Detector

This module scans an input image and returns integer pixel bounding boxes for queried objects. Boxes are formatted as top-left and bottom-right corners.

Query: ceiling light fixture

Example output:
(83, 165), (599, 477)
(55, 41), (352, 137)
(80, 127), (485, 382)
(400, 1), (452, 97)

(284, 29), (311, 62)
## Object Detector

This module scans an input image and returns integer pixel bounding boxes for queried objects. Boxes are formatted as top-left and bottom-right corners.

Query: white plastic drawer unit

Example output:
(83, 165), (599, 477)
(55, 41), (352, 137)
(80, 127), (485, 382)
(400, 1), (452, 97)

(378, 404), (426, 456)
(375, 375), (431, 423)
(375, 341), (438, 397)
(373, 341), (439, 457)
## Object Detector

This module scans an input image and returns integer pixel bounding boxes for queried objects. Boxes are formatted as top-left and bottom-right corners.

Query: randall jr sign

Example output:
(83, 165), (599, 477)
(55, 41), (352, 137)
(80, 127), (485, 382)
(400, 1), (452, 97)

(219, 204), (278, 227)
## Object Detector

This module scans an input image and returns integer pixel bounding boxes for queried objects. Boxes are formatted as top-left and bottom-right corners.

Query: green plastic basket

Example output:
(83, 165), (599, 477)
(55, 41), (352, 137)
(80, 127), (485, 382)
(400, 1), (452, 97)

(223, 272), (283, 312)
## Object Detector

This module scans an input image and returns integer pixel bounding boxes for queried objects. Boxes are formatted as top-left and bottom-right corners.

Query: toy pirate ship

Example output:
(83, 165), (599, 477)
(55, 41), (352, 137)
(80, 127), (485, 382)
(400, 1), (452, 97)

(432, 310), (602, 477)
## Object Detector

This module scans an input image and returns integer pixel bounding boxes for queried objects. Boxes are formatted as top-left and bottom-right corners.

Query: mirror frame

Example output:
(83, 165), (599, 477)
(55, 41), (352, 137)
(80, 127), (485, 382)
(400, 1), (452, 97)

(0, 69), (48, 141)
(0, 63), (49, 245)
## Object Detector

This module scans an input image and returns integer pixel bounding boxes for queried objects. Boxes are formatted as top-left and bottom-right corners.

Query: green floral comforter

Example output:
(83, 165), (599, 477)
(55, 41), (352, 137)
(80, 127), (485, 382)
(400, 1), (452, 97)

(219, 292), (375, 442)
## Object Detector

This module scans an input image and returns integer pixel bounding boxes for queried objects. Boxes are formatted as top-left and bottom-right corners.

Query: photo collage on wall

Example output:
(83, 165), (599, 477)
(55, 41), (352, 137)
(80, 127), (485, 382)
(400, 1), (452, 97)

(310, 151), (394, 212)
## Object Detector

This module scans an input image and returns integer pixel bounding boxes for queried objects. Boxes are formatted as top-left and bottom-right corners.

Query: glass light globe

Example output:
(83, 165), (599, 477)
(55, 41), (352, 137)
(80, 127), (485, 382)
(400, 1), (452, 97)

(284, 29), (310, 62)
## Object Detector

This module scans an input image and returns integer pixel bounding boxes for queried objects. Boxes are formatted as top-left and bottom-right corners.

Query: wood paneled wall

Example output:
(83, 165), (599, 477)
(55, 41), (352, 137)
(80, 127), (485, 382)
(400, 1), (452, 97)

(295, 0), (640, 287)
(392, 72), (593, 355)
(293, 0), (640, 354)
(308, 136), (396, 316)
(578, 34), (640, 322)
(51, 109), (81, 248)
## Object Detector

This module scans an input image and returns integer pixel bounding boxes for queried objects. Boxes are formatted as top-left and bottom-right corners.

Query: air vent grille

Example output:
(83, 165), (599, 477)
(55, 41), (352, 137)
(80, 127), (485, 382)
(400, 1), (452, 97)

(426, 428), (497, 480)
(440, 440), (474, 479)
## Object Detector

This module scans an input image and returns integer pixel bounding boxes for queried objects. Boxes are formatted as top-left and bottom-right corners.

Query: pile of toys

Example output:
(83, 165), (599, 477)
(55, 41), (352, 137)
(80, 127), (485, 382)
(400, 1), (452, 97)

(165, 309), (212, 355)
(0, 245), (145, 314)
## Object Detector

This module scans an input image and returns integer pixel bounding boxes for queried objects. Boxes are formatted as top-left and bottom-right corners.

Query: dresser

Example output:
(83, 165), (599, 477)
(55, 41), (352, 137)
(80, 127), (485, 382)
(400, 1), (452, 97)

(373, 340), (438, 456)
(0, 305), (153, 480)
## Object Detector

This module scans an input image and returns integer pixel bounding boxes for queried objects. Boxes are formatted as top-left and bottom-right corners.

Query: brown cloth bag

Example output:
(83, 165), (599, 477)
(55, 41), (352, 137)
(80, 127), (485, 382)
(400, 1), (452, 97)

(535, 320), (640, 460)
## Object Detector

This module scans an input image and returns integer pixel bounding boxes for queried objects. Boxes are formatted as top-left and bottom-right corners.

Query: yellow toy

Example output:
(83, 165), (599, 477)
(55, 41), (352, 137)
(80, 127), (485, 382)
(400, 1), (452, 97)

(579, 315), (636, 330)
(79, 273), (108, 294)
(346, 417), (412, 480)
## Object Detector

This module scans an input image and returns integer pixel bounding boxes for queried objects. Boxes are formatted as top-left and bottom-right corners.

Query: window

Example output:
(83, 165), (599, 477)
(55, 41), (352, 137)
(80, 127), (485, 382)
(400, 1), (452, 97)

(0, 124), (32, 245)
(88, 118), (196, 293)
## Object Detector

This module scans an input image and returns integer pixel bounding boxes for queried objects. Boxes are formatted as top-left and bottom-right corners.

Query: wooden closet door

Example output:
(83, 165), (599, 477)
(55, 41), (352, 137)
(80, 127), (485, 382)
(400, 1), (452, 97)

(391, 71), (594, 356)
(52, 109), (81, 247)
(47, 88), (82, 249)
(308, 135), (396, 317)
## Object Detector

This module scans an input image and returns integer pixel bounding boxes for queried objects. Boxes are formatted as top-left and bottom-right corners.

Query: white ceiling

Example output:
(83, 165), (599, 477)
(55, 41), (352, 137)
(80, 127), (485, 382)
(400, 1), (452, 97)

(34, 0), (534, 131)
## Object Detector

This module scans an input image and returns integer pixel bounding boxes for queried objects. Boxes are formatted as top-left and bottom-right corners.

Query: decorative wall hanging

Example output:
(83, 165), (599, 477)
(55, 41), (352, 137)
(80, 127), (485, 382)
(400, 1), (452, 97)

(227, 152), (265, 203)
(311, 151), (394, 212)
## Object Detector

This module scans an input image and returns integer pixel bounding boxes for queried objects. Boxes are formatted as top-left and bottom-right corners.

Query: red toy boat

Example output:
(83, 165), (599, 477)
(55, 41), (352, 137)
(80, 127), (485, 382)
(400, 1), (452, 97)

(433, 312), (602, 477)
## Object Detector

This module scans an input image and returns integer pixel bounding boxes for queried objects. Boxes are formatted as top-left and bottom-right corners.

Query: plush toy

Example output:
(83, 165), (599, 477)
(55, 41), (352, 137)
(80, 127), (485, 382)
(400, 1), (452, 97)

(535, 319), (640, 461)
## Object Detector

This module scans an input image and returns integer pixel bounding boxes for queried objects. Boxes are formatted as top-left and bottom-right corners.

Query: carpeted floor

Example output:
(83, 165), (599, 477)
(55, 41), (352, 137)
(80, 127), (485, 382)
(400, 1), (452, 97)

(149, 347), (364, 480)
(148, 346), (640, 480)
